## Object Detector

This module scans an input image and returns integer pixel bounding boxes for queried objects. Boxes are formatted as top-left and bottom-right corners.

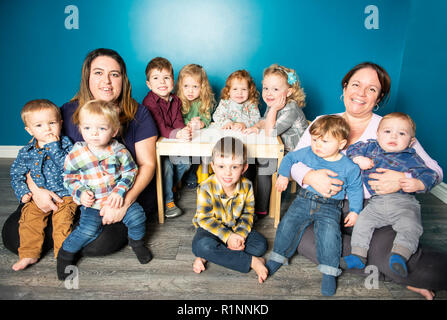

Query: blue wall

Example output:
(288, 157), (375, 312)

(396, 0), (447, 182)
(2, 0), (444, 181)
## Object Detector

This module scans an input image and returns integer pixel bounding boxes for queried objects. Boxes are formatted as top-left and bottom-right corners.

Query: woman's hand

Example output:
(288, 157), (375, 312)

(400, 178), (425, 193)
(368, 168), (405, 195)
(302, 169), (344, 198)
(99, 203), (128, 225)
(26, 172), (63, 212)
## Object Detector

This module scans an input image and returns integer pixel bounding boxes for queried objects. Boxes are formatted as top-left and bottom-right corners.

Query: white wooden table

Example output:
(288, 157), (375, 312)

(155, 124), (285, 227)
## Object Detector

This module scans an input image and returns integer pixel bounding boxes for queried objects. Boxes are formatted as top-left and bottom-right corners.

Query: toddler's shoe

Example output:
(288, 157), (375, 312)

(165, 201), (183, 218)
(389, 253), (408, 277)
(340, 254), (367, 270)
(128, 237), (153, 264)
(321, 274), (337, 296)
(56, 247), (76, 281)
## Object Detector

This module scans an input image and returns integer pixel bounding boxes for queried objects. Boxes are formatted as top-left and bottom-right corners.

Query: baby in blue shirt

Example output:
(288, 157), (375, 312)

(10, 99), (76, 271)
(265, 115), (363, 296)
(341, 112), (438, 278)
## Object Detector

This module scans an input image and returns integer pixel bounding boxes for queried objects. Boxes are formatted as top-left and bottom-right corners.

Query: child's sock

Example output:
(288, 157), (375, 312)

(56, 247), (76, 281)
(340, 254), (367, 270)
(321, 274), (337, 296)
(128, 238), (153, 264)
(389, 253), (408, 277)
(265, 259), (282, 276)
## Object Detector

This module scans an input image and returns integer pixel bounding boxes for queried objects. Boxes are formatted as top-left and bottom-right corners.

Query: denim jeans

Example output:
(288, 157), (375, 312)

(270, 188), (343, 276)
(162, 156), (191, 203)
(192, 227), (268, 273)
(62, 202), (147, 253)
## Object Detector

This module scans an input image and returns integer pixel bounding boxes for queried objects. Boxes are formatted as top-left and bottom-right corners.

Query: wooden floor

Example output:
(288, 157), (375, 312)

(0, 157), (446, 300)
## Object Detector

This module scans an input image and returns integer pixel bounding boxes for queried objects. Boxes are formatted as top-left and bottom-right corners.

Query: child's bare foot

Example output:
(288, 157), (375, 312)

(193, 257), (207, 274)
(251, 257), (268, 283)
(12, 257), (38, 271)
(407, 285), (435, 300)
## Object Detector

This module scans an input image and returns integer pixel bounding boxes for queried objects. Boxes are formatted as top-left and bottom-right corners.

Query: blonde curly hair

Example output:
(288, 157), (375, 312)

(263, 64), (306, 108)
(174, 64), (215, 120)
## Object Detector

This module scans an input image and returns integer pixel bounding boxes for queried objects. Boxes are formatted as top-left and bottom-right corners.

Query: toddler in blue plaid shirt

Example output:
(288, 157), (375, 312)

(57, 100), (152, 280)
(341, 112), (439, 277)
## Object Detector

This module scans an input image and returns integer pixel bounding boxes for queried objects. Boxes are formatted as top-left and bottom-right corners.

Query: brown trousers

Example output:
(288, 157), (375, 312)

(18, 196), (77, 259)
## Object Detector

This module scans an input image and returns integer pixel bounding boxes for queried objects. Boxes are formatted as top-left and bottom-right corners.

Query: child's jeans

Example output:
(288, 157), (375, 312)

(62, 202), (146, 253)
(269, 188), (343, 277)
(162, 156), (191, 203)
(18, 196), (77, 259)
(192, 227), (268, 273)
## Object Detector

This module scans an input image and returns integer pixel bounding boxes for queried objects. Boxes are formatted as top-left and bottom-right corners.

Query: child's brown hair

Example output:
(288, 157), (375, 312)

(309, 115), (350, 146)
(220, 70), (259, 106)
(212, 137), (248, 164)
(263, 64), (306, 107)
(145, 57), (174, 80)
(21, 99), (61, 126)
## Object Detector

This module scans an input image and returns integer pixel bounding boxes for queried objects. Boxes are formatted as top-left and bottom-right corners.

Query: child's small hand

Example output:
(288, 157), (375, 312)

(270, 93), (287, 111)
(344, 211), (358, 227)
(243, 126), (259, 135)
(188, 117), (202, 130)
(275, 175), (289, 192)
(41, 133), (60, 146)
(399, 178), (425, 193)
(21, 192), (33, 203)
(106, 192), (124, 209)
(232, 122), (246, 131)
(227, 233), (245, 251)
(80, 190), (95, 207)
(177, 126), (192, 141)
(221, 122), (234, 130)
(352, 156), (374, 170)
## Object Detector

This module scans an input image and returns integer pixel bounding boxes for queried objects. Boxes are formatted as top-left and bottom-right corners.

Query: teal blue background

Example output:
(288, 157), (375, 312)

(1, 0), (445, 181)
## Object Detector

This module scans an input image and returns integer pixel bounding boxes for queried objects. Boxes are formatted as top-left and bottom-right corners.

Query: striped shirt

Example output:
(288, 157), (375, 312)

(192, 175), (254, 243)
(63, 140), (137, 209)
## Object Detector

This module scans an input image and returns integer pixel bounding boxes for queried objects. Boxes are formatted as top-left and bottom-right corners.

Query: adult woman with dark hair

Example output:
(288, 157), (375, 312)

(288, 62), (446, 299)
(2, 48), (158, 257)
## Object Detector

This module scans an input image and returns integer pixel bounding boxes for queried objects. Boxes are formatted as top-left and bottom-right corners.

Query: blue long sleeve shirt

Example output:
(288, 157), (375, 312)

(278, 146), (364, 214)
(10, 136), (73, 202)
(346, 139), (438, 196)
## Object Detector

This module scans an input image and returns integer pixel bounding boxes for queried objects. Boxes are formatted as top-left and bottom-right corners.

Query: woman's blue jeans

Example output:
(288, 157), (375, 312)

(270, 188), (343, 276)
(162, 156), (191, 203)
(62, 202), (147, 253)
(192, 227), (268, 273)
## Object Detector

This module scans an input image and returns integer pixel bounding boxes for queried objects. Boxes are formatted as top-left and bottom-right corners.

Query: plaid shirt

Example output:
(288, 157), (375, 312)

(347, 139), (438, 196)
(192, 175), (254, 243)
(10, 136), (73, 202)
(63, 140), (137, 209)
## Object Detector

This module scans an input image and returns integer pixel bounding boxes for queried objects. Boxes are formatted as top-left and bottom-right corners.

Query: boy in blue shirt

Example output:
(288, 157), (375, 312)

(10, 99), (76, 271)
(265, 115), (363, 296)
(341, 112), (438, 278)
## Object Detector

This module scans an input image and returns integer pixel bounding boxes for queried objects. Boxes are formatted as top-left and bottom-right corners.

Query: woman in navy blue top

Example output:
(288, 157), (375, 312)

(3, 48), (158, 257)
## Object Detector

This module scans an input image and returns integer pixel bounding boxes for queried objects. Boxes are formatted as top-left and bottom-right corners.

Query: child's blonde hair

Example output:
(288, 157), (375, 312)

(73, 100), (121, 133)
(220, 70), (260, 106)
(212, 137), (248, 164)
(174, 64), (216, 120)
(21, 99), (61, 126)
(379, 112), (416, 137)
(309, 115), (350, 147)
(263, 64), (306, 107)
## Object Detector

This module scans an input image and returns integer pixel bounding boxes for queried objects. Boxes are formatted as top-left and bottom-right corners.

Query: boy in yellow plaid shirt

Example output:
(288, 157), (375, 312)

(192, 137), (268, 282)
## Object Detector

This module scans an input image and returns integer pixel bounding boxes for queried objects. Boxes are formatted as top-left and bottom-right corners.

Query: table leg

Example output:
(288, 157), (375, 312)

(156, 147), (164, 224)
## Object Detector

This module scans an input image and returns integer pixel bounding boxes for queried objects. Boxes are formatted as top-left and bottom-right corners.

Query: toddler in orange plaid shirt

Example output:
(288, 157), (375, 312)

(57, 100), (152, 280)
